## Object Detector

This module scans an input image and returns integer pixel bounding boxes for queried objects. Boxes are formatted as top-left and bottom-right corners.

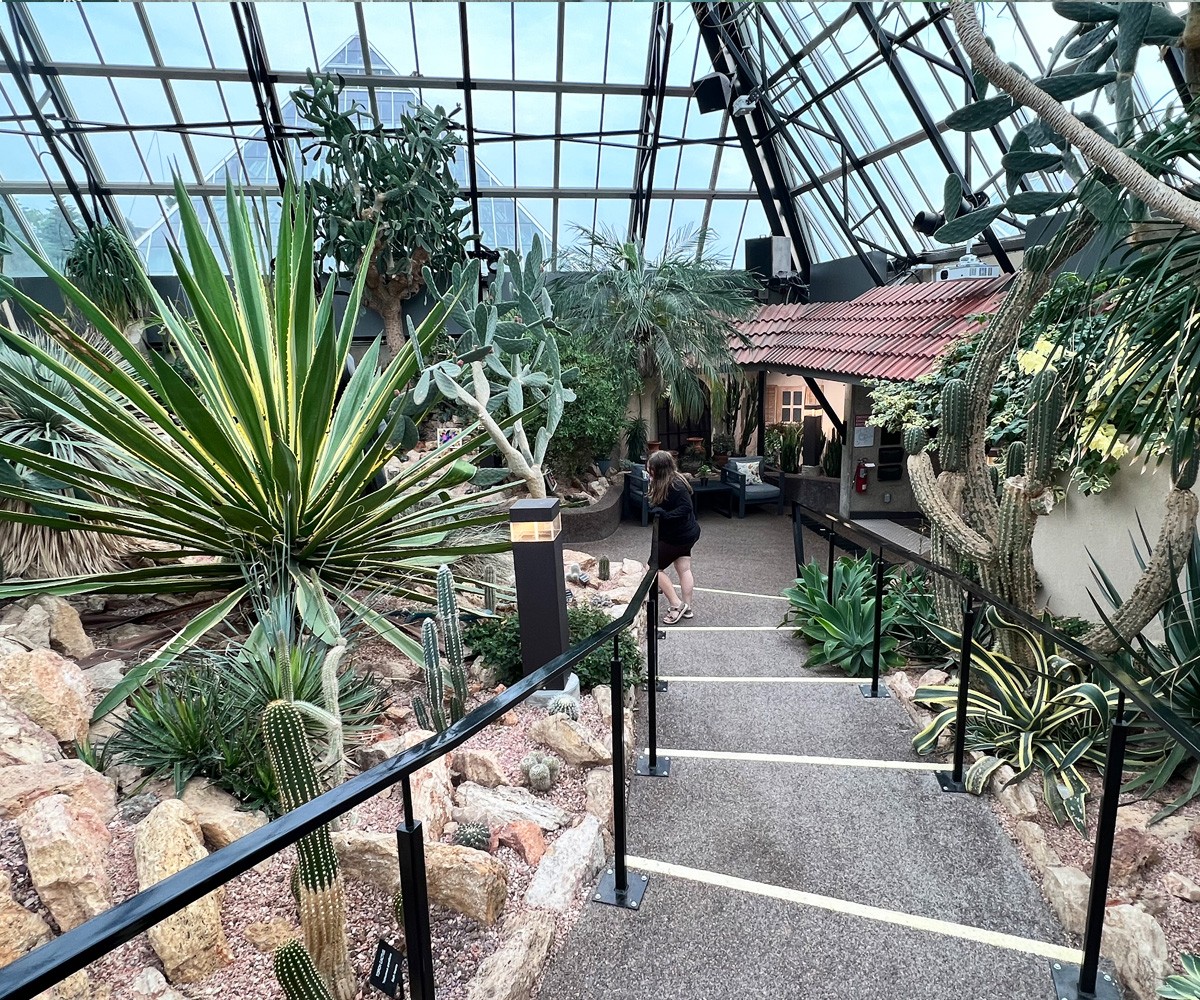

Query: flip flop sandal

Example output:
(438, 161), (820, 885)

(682, 605), (694, 619)
(663, 605), (686, 625)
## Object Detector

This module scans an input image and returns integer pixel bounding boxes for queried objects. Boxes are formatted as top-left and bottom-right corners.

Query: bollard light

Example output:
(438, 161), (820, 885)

(509, 498), (569, 691)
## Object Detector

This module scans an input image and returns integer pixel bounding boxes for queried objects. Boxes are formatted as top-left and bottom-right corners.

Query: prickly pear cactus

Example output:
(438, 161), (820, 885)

(274, 940), (335, 1000)
(454, 822), (491, 851)
(520, 750), (562, 792)
(598, 556), (610, 581)
(547, 695), (580, 721)
(264, 701), (355, 1000)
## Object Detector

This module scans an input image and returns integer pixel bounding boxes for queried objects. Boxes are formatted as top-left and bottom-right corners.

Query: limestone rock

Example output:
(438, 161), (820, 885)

(494, 821), (546, 866)
(465, 911), (555, 1000)
(2, 603), (50, 649)
(592, 684), (612, 726)
(244, 916), (297, 954)
(603, 709), (635, 761)
(1102, 903), (1170, 1000)
(32, 597), (95, 661)
(129, 967), (188, 1000)
(586, 767), (614, 853)
(180, 778), (267, 850)
(1014, 821), (1060, 873)
(1109, 827), (1162, 885)
(990, 764), (1037, 820)
(0, 698), (63, 767)
(1137, 884), (1171, 918)
(332, 831), (508, 924)
(19, 794), (112, 931)
(396, 729), (454, 840)
(134, 799), (232, 983)
(81, 661), (126, 698)
(354, 735), (405, 771)
(0, 759), (117, 822)
(529, 714), (610, 768)
(524, 815), (605, 912)
(917, 667), (949, 688)
(35, 969), (92, 999)
(1164, 871), (1200, 902)
(0, 649), (90, 744)
(453, 783), (571, 832)
(620, 558), (644, 580)
(118, 793), (161, 824)
(0, 870), (53, 966)
(561, 550), (597, 574)
(1043, 866), (1090, 936)
(451, 748), (509, 788)
(885, 670), (918, 703)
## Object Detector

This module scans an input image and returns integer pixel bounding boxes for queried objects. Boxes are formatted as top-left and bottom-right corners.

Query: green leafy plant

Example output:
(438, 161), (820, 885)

(1159, 955), (1200, 999)
(412, 565), (469, 732)
(778, 423), (802, 474)
(912, 608), (1115, 834)
(624, 416), (649, 463)
(293, 71), (470, 352)
(546, 332), (627, 478)
(680, 442), (706, 474)
(821, 433), (842, 479)
(887, 567), (944, 660)
(795, 591), (903, 678)
(554, 228), (757, 422)
(462, 604), (643, 691)
(0, 178), (511, 721)
(62, 223), (154, 342)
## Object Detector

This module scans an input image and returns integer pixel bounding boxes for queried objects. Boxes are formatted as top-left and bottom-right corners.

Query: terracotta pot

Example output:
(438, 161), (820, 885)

(647, 441), (661, 454)
(713, 453), (730, 468)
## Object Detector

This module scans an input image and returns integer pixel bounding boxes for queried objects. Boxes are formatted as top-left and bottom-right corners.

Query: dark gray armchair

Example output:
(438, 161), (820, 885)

(722, 456), (784, 518)
(622, 463), (650, 526)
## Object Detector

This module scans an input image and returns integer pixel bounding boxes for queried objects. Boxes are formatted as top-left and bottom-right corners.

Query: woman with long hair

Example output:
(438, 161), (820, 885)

(647, 450), (700, 625)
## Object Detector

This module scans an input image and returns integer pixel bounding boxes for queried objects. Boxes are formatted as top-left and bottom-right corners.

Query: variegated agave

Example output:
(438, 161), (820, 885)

(912, 608), (1116, 833)
(0, 177), (512, 722)
(1159, 955), (1200, 1000)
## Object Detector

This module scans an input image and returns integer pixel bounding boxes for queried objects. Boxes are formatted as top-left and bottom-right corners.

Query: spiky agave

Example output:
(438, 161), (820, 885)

(0, 177), (513, 721)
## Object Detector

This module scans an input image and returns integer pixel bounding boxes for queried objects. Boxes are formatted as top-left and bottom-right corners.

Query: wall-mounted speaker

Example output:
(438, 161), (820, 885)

(692, 72), (731, 114)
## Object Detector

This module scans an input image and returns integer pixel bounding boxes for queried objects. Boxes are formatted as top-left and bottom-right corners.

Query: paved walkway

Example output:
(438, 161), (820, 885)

(539, 510), (1075, 1000)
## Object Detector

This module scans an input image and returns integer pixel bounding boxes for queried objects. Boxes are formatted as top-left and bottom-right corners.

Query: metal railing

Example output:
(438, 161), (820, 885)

(0, 522), (664, 1000)
(791, 501), (1200, 1000)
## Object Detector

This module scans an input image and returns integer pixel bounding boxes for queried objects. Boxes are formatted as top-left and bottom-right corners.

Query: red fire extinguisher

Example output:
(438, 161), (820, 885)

(854, 460), (869, 494)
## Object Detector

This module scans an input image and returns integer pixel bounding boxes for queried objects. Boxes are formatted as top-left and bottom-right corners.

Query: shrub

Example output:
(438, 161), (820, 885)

(545, 333), (629, 477)
(463, 604), (643, 691)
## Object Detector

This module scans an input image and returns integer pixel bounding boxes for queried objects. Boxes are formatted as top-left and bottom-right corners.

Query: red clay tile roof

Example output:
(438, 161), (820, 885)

(733, 275), (1011, 382)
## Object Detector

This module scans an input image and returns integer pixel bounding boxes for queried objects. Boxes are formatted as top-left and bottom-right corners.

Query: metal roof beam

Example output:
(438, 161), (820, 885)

(628, 3), (671, 244)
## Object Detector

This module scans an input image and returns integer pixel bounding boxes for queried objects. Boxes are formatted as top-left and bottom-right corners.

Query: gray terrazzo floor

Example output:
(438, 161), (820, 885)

(537, 509), (1075, 1000)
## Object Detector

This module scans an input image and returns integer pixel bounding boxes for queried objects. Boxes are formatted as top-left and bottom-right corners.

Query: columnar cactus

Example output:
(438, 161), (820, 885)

(939, 378), (968, 472)
(264, 701), (355, 1000)
(1003, 442), (1025, 481)
(454, 822), (491, 851)
(598, 556), (610, 581)
(482, 565), (497, 613)
(274, 941), (335, 1000)
(413, 565), (469, 732)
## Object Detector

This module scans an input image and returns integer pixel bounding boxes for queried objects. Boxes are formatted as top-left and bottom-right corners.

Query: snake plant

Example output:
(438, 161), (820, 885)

(0, 176), (512, 721)
(913, 607), (1116, 834)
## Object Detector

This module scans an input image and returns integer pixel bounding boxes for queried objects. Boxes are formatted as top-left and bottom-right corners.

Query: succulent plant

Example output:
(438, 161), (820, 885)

(482, 565), (497, 613)
(264, 700), (355, 1000)
(547, 695), (580, 721)
(274, 940), (336, 1000)
(453, 822), (491, 851)
(520, 750), (562, 792)
(413, 565), (470, 733)
(392, 889), (404, 926)
(588, 593), (613, 609)
(598, 556), (610, 581)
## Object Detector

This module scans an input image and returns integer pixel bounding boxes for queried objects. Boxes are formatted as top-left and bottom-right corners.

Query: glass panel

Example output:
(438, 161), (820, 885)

(5, 195), (82, 275)
(561, 5), (612, 84)
(411, 3), (463, 77)
(513, 4), (560, 83)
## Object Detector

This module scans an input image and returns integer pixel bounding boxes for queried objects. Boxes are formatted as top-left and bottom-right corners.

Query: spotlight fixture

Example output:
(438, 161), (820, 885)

(732, 93), (758, 118)
(911, 192), (992, 236)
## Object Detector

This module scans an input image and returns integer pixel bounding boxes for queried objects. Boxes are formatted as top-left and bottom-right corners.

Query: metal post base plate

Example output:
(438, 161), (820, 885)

(859, 682), (890, 699)
(635, 753), (671, 777)
(1049, 961), (1120, 1000)
(593, 868), (649, 910)
(935, 770), (968, 793)
(655, 679), (669, 692)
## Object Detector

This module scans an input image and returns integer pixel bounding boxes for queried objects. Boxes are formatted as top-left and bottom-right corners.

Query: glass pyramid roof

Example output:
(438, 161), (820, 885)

(0, 3), (1184, 280)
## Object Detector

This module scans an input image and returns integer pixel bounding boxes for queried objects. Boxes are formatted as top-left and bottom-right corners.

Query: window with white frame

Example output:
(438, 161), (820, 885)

(780, 389), (803, 423)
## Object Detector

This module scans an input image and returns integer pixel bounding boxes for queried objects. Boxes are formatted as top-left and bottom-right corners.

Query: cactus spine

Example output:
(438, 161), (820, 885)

(264, 701), (355, 1000)
(413, 565), (470, 732)
(598, 556), (610, 581)
(274, 941), (335, 1000)
(482, 565), (497, 613)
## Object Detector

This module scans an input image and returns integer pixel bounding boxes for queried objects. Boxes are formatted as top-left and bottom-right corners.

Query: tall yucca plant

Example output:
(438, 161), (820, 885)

(0, 177), (510, 720)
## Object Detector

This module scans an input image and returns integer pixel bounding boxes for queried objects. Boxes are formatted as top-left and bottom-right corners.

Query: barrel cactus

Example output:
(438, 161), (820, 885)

(520, 750), (562, 792)
(453, 822), (491, 851)
(274, 940), (335, 1000)
(547, 695), (580, 721)
(264, 701), (355, 1000)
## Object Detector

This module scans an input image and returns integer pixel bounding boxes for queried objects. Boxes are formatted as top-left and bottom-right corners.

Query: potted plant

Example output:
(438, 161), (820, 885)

(647, 440), (662, 455)
(765, 425), (784, 468)
(696, 464), (714, 485)
(624, 416), (649, 463)
(711, 431), (734, 468)
(822, 433), (843, 479)
(779, 423), (802, 475)
(681, 441), (706, 473)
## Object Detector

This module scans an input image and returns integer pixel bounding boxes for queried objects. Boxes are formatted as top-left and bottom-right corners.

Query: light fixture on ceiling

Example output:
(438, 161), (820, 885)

(731, 93), (758, 117)
(911, 192), (991, 236)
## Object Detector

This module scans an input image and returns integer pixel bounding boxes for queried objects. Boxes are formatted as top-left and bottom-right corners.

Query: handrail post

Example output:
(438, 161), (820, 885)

(396, 774), (435, 1000)
(936, 594), (976, 793)
(825, 528), (835, 601)
(595, 632), (650, 908)
(791, 500), (804, 574)
(860, 548), (890, 700)
(638, 517), (670, 778)
(1051, 691), (1125, 1000)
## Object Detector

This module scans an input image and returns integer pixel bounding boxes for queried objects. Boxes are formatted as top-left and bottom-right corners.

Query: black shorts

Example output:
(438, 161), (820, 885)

(656, 535), (698, 568)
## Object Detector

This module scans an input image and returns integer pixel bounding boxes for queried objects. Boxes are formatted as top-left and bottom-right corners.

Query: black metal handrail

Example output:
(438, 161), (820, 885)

(0, 547), (661, 1000)
(791, 499), (1199, 1000)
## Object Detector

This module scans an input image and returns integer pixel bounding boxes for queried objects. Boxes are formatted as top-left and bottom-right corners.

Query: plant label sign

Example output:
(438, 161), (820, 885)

(370, 939), (404, 998)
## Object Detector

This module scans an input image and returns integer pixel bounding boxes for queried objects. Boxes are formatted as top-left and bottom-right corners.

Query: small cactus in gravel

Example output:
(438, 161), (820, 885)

(547, 695), (580, 721)
(598, 556), (610, 581)
(520, 750), (562, 792)
(453, 822), (491, 851)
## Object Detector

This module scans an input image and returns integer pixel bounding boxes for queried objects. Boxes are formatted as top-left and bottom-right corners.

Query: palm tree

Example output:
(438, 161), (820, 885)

(552, 228), (758, 422)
